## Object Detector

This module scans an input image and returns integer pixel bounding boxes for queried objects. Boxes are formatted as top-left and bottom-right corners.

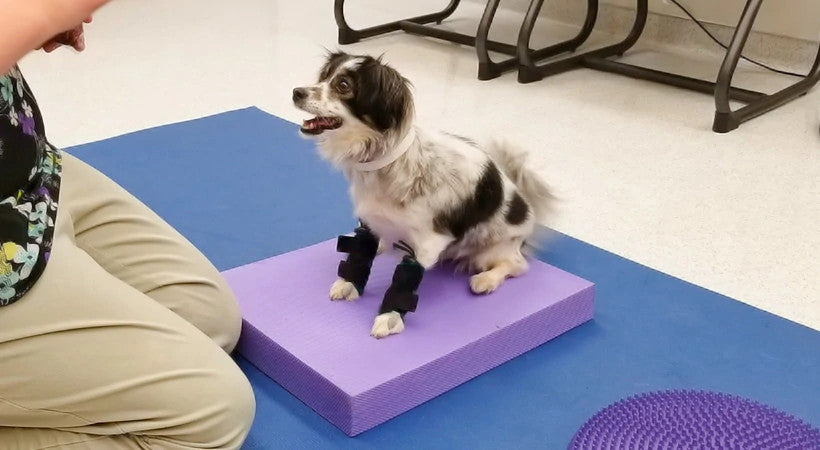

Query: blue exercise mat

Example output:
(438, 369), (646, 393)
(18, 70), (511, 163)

(68, 108), (820, 449)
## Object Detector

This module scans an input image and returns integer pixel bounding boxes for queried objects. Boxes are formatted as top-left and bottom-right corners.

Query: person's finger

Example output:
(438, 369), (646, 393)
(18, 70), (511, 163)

(72, 32), (86, 52)
(43, 42), (61, 53)
(72, 25), (86, 51)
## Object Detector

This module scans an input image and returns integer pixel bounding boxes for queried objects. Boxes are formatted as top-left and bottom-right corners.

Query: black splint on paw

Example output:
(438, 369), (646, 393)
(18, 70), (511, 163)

(337, 224), (379, 294)
(379, 256), (425, 315)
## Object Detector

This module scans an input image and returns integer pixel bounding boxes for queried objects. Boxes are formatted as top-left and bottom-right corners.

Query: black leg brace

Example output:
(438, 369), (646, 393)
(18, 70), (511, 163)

(379, 256), (425, 316)
(337, 223), (379, 294)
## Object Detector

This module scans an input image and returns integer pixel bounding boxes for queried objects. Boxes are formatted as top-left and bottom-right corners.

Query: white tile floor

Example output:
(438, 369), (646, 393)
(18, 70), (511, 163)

(20, 0), (820, 329)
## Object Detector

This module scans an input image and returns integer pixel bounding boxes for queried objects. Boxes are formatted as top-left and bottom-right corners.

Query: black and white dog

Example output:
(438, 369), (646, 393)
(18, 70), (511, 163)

(293, 52), (553, 338)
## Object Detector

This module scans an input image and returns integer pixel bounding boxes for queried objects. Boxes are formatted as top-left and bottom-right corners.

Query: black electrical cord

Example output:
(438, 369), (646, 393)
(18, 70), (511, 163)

(668, 0), (806, 78)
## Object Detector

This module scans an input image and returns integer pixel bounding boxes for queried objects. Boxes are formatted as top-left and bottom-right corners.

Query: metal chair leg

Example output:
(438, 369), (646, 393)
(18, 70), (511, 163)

(518, 0), (647, 83)
(477, 0), (599, 80)
(713, 0), (820, 132)
(516, 0), (598, 77)
(475, 0), (511, 80)
(336, 0), (527, 79)
(334, 0), (460, 44)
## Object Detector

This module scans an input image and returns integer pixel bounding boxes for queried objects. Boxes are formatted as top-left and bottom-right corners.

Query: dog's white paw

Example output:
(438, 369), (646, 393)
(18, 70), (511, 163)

(370, 312), (404, 339)
(470, 271), (504, 295)
(329, 279), (359, 301)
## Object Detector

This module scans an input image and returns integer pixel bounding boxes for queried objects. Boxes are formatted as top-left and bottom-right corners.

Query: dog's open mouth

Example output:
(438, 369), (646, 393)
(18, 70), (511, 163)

(300, 116), (343, 135)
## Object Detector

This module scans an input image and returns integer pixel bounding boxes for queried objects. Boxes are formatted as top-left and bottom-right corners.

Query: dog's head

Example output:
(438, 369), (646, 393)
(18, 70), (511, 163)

(293, 52), (413, 164)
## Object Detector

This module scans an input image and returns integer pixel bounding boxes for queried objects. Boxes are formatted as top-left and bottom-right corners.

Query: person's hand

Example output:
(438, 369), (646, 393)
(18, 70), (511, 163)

(0, 0), (110, 73)
(41, 16), (92, 52)
(29, 0), (109, 36)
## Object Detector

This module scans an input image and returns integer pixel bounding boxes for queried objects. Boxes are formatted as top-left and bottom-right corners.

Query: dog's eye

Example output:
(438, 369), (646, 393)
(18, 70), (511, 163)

(338, 79), (351, 92)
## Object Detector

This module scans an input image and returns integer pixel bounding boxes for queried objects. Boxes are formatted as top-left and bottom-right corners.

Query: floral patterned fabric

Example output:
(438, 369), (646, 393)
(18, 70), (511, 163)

(0, 66), (61, 306)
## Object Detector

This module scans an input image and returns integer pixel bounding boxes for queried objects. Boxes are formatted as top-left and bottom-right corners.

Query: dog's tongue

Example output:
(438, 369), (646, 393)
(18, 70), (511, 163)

(302, 117), (333, 131)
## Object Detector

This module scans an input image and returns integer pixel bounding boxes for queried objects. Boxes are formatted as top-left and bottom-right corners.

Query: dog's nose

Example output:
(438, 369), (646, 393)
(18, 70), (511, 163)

(292, 88), (308, 103)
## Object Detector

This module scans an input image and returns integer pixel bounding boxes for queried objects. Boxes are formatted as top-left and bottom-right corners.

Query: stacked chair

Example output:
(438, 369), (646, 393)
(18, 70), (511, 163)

(334, 0), (820, 132)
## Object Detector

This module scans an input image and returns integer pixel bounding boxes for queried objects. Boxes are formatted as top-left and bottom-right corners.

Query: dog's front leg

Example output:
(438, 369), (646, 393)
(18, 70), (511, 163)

(370, 233), (453, 338)
(331, 222), (379, 301)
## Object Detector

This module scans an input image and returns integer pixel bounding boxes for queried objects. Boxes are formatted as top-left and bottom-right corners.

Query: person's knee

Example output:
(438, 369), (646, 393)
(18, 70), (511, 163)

(187, 276), (243, 353)
(153, 360), (256, 449)
(210, 279), (243, 353)
(208, 365), (256, 449)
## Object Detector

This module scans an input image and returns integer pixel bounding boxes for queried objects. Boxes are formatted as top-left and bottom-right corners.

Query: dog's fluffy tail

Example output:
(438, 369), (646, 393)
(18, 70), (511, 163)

(486, 140), (554, 223)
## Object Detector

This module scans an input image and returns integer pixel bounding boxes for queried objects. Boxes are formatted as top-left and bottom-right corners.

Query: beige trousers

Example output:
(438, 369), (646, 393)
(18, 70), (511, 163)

(0, 154), (255, 449)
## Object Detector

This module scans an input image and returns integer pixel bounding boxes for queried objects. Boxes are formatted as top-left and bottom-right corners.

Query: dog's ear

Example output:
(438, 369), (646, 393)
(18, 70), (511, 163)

(319, 51), (350, 81)
(325, 49), (349, 59)
(353, 58), (412, 131)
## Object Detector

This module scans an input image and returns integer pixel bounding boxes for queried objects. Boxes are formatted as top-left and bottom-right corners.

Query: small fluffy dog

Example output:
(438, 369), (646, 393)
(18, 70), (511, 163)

(293, 52), (553, 338)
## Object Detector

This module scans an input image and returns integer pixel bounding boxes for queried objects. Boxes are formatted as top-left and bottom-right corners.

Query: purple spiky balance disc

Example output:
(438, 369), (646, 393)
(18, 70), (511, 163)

(569, 390), (820, 450)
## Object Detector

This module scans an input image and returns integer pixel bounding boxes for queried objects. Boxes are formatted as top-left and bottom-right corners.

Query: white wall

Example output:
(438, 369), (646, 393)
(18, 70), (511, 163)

(606, 0), (818, 42)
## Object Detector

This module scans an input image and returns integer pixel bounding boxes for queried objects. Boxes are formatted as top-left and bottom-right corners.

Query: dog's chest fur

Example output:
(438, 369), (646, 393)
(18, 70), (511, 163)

(348, 174), (423, 244)
(344, 131), (501, 248)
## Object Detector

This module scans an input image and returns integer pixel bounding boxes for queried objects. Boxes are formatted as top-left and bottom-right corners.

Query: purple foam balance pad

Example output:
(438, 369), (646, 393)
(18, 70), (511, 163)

(569, 390), (820, 449)
(223, 238), (594, 436)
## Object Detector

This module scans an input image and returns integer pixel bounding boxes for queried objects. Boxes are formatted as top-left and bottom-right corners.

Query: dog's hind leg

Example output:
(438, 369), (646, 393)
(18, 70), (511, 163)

(469, 240), (529, 295)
